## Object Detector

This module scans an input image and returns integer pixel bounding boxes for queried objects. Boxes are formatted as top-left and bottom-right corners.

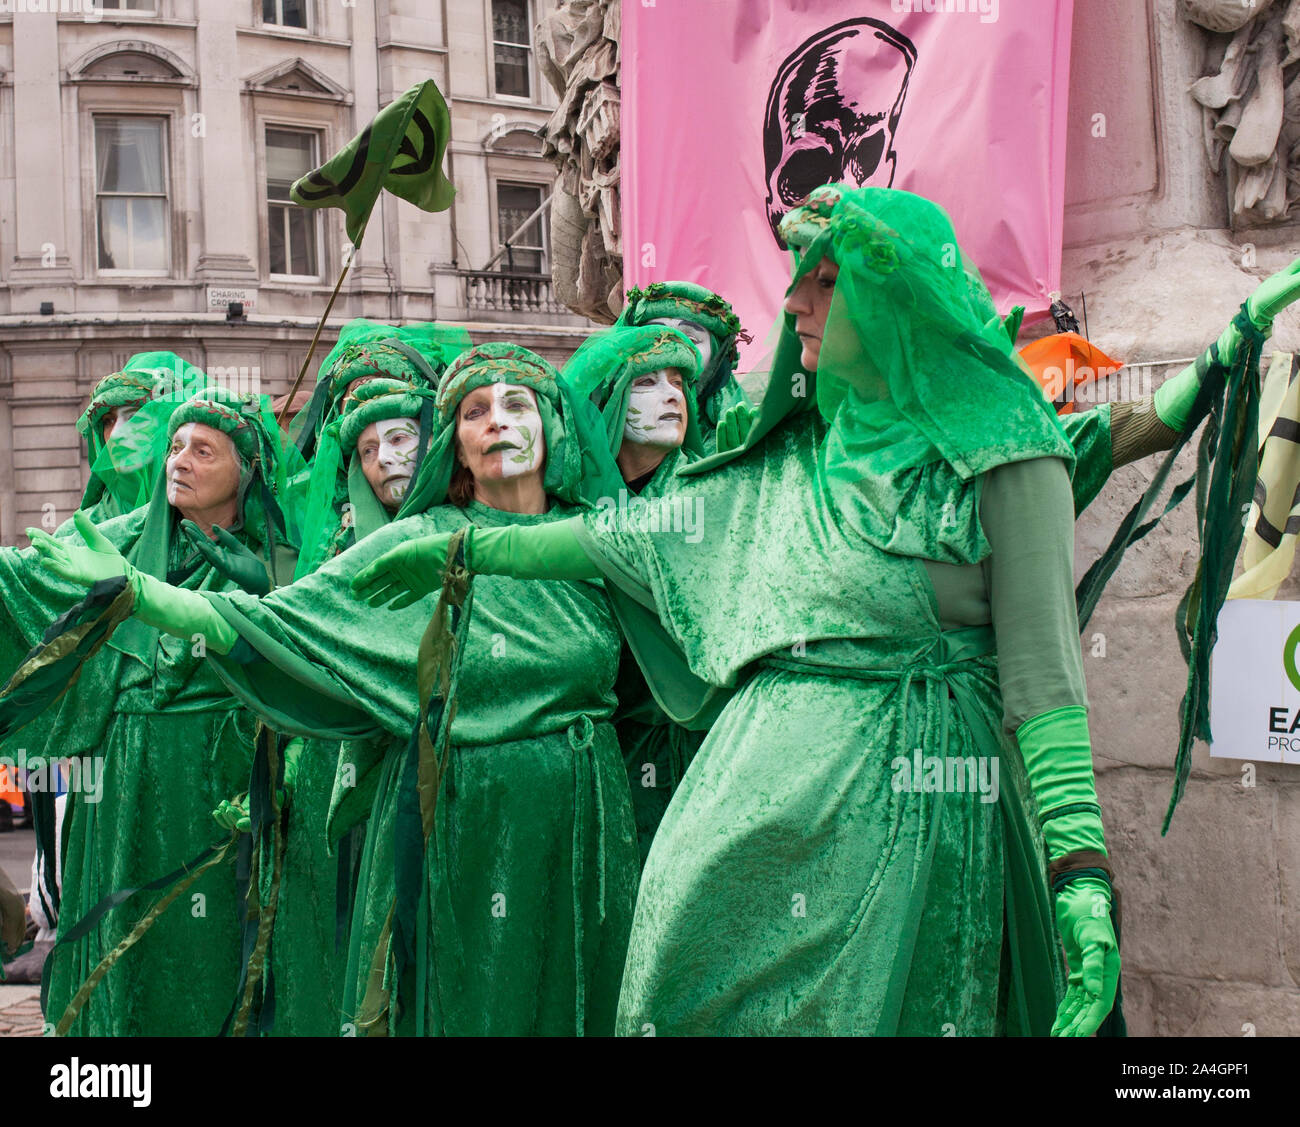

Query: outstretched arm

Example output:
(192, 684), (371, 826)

(29, 511), (239, 654)
(352, 516), (599, 609)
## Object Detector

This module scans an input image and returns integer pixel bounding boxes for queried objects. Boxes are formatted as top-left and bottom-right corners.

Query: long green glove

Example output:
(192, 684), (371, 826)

(715, 402), (760, 454)
(351, 516), (598, 609)
(27, 509), (131, 586)
(1016, 704), (1119, 1037)
(211, 737), (303, 833)
(1155, 257), (1300, 432)
(181, 520), (271, 596)
(29, 510), (238, 654)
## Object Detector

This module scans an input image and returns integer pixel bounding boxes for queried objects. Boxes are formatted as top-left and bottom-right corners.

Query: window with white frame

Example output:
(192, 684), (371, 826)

(95, 116), (169, 273)
(266, 127), (320, 278)
(495, 181), (546, 274)
(492, 0), (532, 99)
(262, 0), (307, 30)
(97, 0), (158, 11)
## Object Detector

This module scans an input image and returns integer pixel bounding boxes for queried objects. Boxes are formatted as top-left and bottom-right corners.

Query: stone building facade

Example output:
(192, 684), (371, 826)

(0, 0), (586, 542)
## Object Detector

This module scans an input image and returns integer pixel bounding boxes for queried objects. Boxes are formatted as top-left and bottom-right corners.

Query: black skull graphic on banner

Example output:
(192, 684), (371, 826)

(763, 18), (918, 244)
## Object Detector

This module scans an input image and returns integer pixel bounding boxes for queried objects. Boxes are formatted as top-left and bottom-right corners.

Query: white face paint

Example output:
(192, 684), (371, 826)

(101, 404), (139, 445)
(647, 316), (715, 371)
(623, 369), (687, 450)
(357, 416), (421, 511)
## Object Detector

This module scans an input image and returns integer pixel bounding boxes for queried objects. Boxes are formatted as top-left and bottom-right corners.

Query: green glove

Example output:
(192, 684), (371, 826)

(281, 736), (304, 798)
(351, 517), (598, 608)
(181, 520), (271, 596)
(715, 402), (760, 454)
(1017, 704), (1119, 1037)
(1246, 255), (1300, 331)
(212, 794), (251, 834)
(1052, 876), (1121, 1037)
(27, 509), (130, 587)
(1155, 257), (1300, 433)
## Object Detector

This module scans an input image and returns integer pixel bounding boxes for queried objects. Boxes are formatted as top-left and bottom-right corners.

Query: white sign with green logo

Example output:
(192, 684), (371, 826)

(1210, 598), (1300, 763)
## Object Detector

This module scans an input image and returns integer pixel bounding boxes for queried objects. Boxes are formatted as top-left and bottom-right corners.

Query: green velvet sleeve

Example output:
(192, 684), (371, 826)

(981, 456), (1089, 732)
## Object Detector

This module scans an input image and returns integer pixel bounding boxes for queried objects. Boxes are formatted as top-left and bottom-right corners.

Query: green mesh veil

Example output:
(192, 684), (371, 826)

(561, 324), (705, 461)
(617, 281), (751, 429)
(396, 342), (622, 516)
(296, 373), (439, 579)
(292, 320), (472, 459)
(682, 184), (1073, 487)
(76, 352), (209, 519)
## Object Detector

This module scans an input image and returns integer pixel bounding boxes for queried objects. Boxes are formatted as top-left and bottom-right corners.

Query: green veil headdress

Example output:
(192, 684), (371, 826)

(561, 324), (705, 461)
(396, 342), (622, 515)
(686, 184), (1072, 484)
(296, 373), (439, 578)
(76, 352), (209, 519)
(617, 281), (751, 429)
(292, 320), (472, 459)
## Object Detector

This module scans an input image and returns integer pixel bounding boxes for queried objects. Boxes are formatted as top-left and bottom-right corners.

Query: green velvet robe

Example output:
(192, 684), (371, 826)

(203, 500), (640, 1035)
(0, 508), (268, 1036)
(574, 411), (1070, 1036)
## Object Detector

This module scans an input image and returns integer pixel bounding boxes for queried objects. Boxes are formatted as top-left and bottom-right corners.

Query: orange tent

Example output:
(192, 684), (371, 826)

(1018, 332), (1124, 416)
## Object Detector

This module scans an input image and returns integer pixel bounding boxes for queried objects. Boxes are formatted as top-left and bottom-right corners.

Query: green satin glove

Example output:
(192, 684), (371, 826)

(1052, 876), (1120, 1037)
(181, 520), (271, 596)
(1155, 257), (1300, 433)
(715, 402), (760, 454)
(27, 509), (131, 587)
(1017, 704), (1119, 1037)
(1246, 255), (1300, 331)
(212, 794), (252, 834)
(352, 518), (598, 608)
(210, 737), (302, 833)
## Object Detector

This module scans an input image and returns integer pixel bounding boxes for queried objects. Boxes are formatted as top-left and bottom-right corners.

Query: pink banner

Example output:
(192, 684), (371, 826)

(622, 0), (1075, 367)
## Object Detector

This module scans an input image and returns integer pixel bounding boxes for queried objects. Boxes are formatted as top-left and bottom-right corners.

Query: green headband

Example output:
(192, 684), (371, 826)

(338, 378), (435, 453)
(620, 281), (750, 365)
(168, 392), (266, 464)
(436, 342), (562, 422)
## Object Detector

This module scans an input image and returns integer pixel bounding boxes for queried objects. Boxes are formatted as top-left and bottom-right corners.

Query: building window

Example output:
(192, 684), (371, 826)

(492, 0), (532, 99)
(97, 0), (158, 10)
(262, 0), (307, 29)
(95, 117), (168, 273)
(496, 181), (545, 274)
(267, 127), (320, 278)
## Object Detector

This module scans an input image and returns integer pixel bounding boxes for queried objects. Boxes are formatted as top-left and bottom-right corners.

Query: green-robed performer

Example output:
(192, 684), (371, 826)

(617, 281), (752, 454)
(350, 185), (1126, 1037)
(7, 352), (208, 931)
(562, 324), (710, 863)
(0, 388), (302, 1036)
(212, 344), (444, 1037)
(32, 344), (640, 1036)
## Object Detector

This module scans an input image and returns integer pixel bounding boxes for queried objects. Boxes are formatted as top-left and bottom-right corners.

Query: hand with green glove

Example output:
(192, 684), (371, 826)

(1052, 876), (1121, 1037)
(27, 509), (132, 587)
(1155, 257), (1300, 433)
(181, 520), (271, 596)
(715, 402), (760, 454)
(1017, 704), (1120, 1037)
(209, 739), (302, 834)
(351, 518), (599, 608)
(212, 794), (252, 833)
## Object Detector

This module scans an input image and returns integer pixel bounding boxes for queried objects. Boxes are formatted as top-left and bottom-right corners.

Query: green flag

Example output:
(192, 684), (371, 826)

(291, 79), (455, 247)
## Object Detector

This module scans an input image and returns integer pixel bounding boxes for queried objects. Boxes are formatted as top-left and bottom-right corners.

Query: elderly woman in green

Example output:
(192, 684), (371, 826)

(348, 187), (1128, 1037)
(0, 388), (301, 1036)
(33, 344), (639, 1037)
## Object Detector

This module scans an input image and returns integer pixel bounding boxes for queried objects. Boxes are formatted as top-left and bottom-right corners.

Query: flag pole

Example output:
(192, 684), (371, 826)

(277, 247), (356, 428)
